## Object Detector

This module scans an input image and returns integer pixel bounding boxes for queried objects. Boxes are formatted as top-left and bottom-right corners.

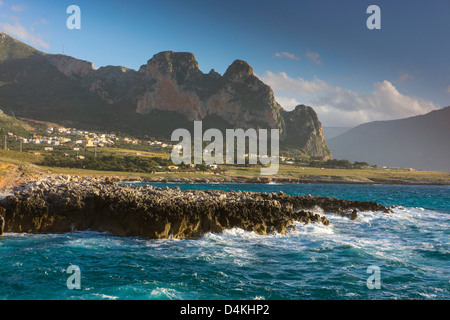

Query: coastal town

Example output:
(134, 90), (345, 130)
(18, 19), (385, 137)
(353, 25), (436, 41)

(5, 126), (175, 150)
(1, 125), (420, 173)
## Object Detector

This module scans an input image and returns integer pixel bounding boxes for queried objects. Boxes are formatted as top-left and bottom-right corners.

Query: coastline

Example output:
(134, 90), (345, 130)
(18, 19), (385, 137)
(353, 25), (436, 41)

(46, 173), (450, 186)
(2, 172), (450, 197)
(0, 174), (393, 238)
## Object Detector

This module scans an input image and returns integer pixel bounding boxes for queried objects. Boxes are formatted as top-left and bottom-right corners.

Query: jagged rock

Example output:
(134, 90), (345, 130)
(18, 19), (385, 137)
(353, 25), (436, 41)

(0, 176), (393, 239)
(48, 55), (94, 77)
(351, 209), (358, 220)
(0, 208), (5, 236)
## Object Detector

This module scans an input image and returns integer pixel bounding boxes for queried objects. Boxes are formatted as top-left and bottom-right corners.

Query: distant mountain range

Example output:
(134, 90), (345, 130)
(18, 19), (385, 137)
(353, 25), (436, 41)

(0, 31), (331, 160)
(323, 127), (351, 140)
(328, 107), (450, 172)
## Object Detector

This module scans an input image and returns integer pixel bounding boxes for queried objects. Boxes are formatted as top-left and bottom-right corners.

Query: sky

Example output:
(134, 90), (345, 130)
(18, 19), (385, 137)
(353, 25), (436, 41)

(0, 0), (449, 127)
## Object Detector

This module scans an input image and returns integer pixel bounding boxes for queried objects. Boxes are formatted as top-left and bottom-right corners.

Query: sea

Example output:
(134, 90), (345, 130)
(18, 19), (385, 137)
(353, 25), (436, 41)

(0, 183), (448, 300)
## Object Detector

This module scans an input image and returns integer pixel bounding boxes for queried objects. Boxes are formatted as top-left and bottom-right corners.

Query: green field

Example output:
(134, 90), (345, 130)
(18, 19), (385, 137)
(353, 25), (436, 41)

(1, 147), (449, 186)
(226, 164), (450, 183)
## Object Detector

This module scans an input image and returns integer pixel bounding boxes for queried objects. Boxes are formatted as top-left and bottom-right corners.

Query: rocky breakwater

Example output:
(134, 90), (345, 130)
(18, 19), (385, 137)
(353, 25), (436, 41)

(0, 176), (392, 239)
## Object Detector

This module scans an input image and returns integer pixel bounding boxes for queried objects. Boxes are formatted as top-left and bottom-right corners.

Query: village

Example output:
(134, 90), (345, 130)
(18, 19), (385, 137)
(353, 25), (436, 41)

(5, 126), (175, 152)
(1, 125), (226, 173)
(1, 124), (396, 174)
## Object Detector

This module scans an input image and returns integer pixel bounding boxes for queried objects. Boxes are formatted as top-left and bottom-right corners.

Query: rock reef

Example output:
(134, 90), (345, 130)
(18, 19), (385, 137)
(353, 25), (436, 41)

(0, 176), (392, 239)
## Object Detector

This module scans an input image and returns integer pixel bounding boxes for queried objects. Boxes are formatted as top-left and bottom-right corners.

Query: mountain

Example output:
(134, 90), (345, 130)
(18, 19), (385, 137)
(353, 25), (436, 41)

(328, 107), (450, 172)
(0, 32), (42, 63)
(0, 31), (331, 159)
(323, 127), (351, 140)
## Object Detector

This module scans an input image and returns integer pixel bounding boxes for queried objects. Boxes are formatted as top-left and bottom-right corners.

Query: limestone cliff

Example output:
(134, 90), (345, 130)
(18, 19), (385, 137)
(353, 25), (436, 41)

(131, 52), (328, 157)
(135, 52), (284, 134)
(282, 105), (331, 159)
(0, 32), (331, 159)
(47, 55), (95, 77)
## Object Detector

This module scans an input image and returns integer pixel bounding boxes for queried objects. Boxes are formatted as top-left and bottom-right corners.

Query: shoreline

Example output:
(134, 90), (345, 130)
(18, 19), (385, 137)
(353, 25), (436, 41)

(56, 174), (450, 186)
(2, 173), (449, 196)
(0, 175), (393, 239)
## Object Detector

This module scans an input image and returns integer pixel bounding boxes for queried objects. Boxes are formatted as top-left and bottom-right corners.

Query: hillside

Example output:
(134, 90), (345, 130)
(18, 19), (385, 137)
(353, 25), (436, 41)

(0, 109), (34, 137)
(328, 107), (450, 172)
(0, 31), (331, 160)
(0, 31), (42, 63)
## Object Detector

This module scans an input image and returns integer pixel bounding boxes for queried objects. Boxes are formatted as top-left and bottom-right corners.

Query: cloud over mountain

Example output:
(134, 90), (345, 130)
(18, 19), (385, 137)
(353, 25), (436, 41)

(0, 21), (49, 49)
(260, 71), (439, 127)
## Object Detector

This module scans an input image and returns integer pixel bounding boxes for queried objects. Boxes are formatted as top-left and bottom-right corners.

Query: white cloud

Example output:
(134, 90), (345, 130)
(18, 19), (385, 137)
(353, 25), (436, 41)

(0, 1), (4, 7)
(312, 80), (438, 127)
(274, 96), (303, 111)
(260, 71), (329, 94)
(274, 51), (299, 61)
(0, 22), (50, 49)
(394, 72), (415, 83)
(305, 49), (322, 65)
(31, 18), (49, 31)
(259, 71), (439, 127)
(11, 5), (26, 12)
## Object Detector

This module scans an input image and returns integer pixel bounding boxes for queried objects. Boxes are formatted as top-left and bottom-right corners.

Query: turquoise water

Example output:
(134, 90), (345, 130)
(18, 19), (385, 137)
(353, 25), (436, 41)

(0, 183), (449, 300)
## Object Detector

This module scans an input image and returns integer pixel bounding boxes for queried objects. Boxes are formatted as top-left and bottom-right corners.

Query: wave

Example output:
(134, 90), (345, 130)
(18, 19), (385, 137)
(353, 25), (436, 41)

(91, 293), (119, 300)
(150, 287), (182, 300)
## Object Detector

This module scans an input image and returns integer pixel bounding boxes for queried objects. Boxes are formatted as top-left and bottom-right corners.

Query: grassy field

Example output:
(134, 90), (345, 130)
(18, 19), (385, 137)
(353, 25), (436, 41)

(0, 148), (449, 185)
(99, 147), (170, 159)
(0, 149), (43, 163)
(225, 164), (450, 183)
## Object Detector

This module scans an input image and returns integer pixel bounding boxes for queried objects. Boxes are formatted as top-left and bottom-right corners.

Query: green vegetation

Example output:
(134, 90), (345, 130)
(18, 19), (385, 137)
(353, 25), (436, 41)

(41, 154), (174, 173)
(0, 32), (42, 62)
(1, 144), (449, 185)
(226, 164), (450, 183)
(0, 115), (448, 186)
(308, 159), (370, 169)
(0, 110), (34, 137)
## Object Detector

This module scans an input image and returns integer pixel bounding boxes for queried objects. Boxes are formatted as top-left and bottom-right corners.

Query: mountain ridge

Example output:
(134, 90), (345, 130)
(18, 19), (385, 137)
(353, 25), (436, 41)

(0, 32), (331, 159)
(0, 31), (44, 62)
(328, 107), (450, 172)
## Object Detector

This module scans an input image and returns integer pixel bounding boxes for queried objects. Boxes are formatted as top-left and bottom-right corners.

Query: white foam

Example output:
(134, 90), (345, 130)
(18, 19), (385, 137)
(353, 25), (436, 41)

(92, 293), (119, 300)
(2, 232), (28, 237)
(150, 287), (181, 300)
(417, 292), (437, 299)
(293, 222), (335, 235)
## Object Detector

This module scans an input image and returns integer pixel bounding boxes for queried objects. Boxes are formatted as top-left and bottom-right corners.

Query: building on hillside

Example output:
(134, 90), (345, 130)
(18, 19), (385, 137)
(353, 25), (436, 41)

(83, 138), (95, 147)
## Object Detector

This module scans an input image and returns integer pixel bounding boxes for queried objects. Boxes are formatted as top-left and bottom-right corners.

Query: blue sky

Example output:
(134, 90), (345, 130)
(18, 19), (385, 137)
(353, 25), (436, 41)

(0, 0), (449, 127)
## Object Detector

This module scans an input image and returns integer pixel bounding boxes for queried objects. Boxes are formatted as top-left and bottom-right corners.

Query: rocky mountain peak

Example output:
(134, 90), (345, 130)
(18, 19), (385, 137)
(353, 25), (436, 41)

(281, 105), (331, 159)
(47, 54), (95, 77)
(140, 51), (200, 77)
(224, 60), (254, 80)
(291, 104), (316, 116)
(0, 34), (332, 160)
